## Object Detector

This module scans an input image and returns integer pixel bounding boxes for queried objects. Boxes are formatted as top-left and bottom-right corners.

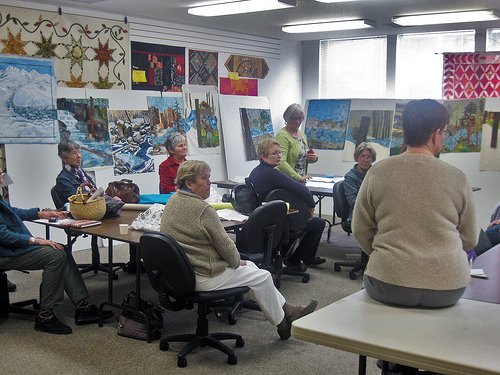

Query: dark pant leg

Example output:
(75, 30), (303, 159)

(292, 217), (325, 263)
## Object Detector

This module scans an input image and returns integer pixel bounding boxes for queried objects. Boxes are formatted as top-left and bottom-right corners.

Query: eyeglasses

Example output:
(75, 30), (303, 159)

(269, 151), (282, 156)
(358, 155), (373, 160)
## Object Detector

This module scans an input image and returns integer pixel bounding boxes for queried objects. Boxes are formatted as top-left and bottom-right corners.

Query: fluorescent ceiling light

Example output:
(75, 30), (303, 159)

(392, 9), (500, 26)
(315, 0), (359, 3)
(188, 0), (297, 17)
(282, 19), (374, 33)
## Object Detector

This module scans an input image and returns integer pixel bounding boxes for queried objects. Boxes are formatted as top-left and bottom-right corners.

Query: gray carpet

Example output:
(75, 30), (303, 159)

(1, 221), (381, 374)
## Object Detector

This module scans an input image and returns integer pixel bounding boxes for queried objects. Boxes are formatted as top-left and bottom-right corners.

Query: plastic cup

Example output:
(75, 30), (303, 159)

(119, 224), (129, 235)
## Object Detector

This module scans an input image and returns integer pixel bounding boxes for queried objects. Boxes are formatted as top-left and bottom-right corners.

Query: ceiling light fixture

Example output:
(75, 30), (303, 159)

(392, 9), (500, 26)
(282, 19), (375, 33)
(188, 0), (297, 17)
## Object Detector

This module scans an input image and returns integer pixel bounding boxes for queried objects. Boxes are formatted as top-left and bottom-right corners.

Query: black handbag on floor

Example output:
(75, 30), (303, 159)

(117, 291), (163, 341)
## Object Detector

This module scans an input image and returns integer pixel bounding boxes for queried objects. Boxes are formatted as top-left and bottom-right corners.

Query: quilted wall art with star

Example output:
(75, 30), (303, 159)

(0, 5), (130, 89)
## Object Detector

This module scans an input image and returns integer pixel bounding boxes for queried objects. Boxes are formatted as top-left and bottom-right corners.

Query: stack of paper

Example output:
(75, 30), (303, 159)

(216, 208), (248, 222)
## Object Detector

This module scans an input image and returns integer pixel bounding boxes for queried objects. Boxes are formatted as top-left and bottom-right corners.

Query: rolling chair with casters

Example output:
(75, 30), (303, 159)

(212, 200), (287, 324)
(264, 189), (311, 286)
(51, 185), (122, 280)
(0, 269), (39, 323)
(140, 231), (248, 367)
(332, 180), (367, 280)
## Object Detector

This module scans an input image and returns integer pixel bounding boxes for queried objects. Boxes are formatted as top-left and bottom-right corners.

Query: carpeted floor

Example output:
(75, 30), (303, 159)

(1, 221), (382, 375)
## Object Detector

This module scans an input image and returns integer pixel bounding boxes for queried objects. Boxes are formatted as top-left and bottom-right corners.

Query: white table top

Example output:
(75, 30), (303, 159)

(291, 290), (500, 375)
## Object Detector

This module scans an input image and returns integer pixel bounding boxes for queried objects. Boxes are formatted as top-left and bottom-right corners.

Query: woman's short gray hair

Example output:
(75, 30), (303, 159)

(283, 103), (304, 124)
(58, 140), (80, 160)
(165, 132), (186, 155)
(176, 160), (210, 190)
(353, 142), (377, 162)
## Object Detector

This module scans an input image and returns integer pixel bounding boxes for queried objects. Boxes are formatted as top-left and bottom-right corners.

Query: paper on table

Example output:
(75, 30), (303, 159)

(216, 208), (248, 222)
(471, 268), (488, 278)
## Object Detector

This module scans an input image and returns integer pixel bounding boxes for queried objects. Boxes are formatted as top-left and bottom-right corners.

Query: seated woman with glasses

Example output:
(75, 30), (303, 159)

(249, 138), (326, 269)
(160, 160), (317, 340)
(344, 142), (377, 221)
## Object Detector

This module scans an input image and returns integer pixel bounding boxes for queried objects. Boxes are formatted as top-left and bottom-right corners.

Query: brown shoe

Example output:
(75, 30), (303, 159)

(286, 299), (318, 324)
(277, 317), (291, 340)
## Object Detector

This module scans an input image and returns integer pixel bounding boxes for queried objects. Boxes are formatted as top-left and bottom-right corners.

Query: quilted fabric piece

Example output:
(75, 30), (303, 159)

(0, 4), (130, 89)
(189, 49), (218, 86)
(443, 53), (500, 99)
(220, 77), (258, 96)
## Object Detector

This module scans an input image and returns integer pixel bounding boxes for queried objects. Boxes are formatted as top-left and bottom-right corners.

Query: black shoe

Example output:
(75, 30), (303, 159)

(35, 313), (72, 335)
(376, 359), (419, 374)
(305, 257), (326, 266)
(75, 304), (114, 325)
(283, 257), (307, 272)
(7, 279), (16, 292)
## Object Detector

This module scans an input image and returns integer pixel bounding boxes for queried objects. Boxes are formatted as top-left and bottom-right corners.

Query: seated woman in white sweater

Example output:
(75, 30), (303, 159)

(353, 99), (479, 308)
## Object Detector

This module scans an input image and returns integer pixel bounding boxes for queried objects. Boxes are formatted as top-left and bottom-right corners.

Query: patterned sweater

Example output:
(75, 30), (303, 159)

(160, 190), (240, 277)
(353, 154), (479, 291)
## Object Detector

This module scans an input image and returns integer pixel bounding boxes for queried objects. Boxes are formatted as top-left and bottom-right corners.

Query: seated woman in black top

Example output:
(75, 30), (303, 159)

(249, 138), (325, 269)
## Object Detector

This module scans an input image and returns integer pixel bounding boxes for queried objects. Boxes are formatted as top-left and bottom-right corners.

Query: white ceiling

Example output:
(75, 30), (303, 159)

(10, 0), (500, 40)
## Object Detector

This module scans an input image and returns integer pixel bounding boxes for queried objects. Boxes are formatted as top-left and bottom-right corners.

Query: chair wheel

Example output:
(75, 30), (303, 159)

(349, 272), (358, 280)
(177, 357), (187, 367)
(334, 264), (341, 272)
(228, 315), (237, 325)
(112, 273), (119, 280)
(235, 338), (245, 347)
(227, 354), (237, 365)
(159, 341), (169, 351)
(302, 276), (309, 283)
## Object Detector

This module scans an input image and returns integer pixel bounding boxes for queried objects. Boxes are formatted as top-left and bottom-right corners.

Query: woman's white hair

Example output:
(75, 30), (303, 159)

(283, 103), (304, 124)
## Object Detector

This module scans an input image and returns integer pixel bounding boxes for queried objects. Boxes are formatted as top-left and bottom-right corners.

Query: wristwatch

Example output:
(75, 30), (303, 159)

(29, 237), (36, 245)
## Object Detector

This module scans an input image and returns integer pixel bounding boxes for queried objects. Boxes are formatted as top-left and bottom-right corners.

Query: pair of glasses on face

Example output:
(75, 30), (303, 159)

(269, 151), (282, 156)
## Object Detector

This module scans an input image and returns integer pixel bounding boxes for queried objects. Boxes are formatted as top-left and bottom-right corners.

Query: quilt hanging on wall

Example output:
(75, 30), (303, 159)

(0, 5), (130, 89)
(220, 77), (258, 96)
(131, 42), (185, 92)
(182, 85), (221, 154)
(0, 144), (8, 201)
(304, 99), (351, 150)
(390, 102), (409, 156)
(0, 54), (58, 144)
(108, 110), (154, 175)
(443, 53), (500, 99)
(146, 96), (186, 155)
(443, 99), (484, 153)
(225, 55), (269, 79)
(189, 50), (218, 86)
(239, 108), (273, 160)
(480, 111), (500, 171)
(57, 97), (113, 170)
(343, 109), (393, 162)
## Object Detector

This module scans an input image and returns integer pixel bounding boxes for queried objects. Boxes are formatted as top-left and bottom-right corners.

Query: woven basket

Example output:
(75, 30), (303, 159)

(68, 187), (106, 220)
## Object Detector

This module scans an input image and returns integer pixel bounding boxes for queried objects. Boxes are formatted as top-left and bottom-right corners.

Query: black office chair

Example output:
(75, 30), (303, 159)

(0, 270), (39, 323)
(332, 180), (367, 280)
(140, 231), (248, 367)
(211, 200), (287, 323)
(264, 189), (311, 286)
(50, 185), (122, 279)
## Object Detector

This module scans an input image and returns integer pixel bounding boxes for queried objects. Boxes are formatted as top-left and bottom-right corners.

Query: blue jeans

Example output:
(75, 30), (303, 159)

(485, 224), (500, 245)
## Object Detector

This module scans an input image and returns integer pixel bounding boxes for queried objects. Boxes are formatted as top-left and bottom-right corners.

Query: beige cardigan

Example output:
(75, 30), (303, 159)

(160, 190), (240, 277)
(353, 154), (479, 290)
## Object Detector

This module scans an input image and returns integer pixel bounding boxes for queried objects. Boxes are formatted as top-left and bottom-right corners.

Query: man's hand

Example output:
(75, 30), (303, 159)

(38, 210), (66, 220)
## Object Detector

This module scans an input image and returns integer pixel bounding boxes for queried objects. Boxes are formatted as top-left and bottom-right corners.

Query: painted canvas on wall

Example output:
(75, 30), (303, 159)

(108, 110), (154, 175)
(0, 54), (58, 144)
(390, 102), (408, 156)
(132, 42), (185, 92)
(189, 50), (218, 86)
(443, 99), (484, 153)
(480, 111), (500, 171)
(304, 99), (351, 150)
(239, 108), (273, 160)
(57, 98), (113, 170)
(146, 96), (185, 155)
(182, 85), (221, 155)
(0, 5), (130, 89)
(344, 109), (393, 161)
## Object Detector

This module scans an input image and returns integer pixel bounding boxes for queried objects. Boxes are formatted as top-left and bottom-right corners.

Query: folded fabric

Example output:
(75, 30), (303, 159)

(209, 202), (234, 210)
(129, 203), (165, 232)
(138, 193), (174, 205)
